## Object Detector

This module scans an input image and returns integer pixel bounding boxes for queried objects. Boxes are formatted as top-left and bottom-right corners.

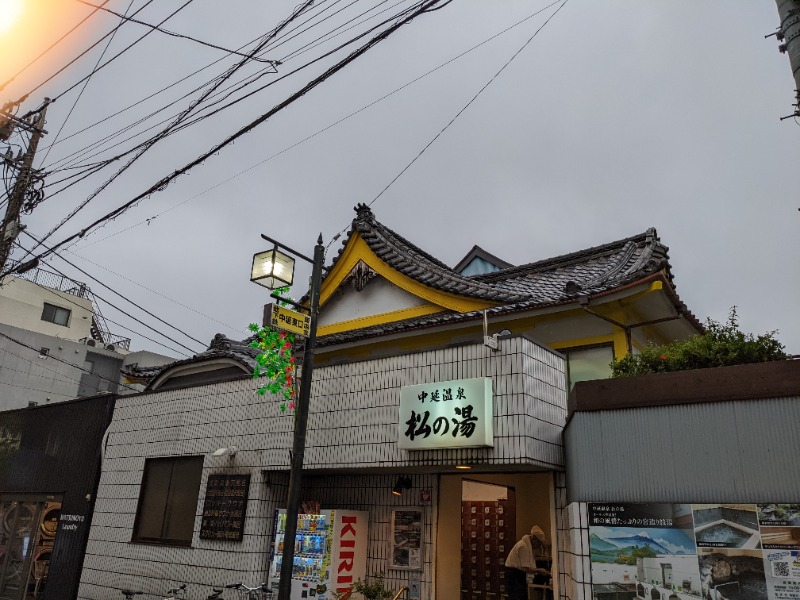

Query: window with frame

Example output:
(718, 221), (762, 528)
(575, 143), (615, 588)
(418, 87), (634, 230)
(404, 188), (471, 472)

(41, 302), (71, 326)
(132, 456), (204, 546)
(563, 344), (615, 389)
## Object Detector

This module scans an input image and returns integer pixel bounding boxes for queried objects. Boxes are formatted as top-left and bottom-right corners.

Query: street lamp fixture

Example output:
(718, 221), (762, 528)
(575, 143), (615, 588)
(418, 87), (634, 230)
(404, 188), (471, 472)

(251, 232), (325, 600)
(250, 246), (295, 289)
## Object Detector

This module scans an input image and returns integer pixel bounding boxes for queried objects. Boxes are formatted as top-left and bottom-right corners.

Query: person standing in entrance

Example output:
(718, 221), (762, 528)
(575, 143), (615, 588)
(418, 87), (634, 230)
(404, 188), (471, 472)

(505, 525), (550, 600)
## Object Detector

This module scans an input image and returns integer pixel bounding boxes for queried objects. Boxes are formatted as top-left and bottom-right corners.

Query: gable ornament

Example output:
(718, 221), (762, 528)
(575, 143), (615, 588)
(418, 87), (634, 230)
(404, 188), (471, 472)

(344, 260), (377, 292)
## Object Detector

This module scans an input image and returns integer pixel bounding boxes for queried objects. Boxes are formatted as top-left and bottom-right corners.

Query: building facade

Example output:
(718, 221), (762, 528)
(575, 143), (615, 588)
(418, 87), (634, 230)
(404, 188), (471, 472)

(0, 394), (116, 600)
(77, 205), (705, 600)
(562, 360), (800, 600)
(0, 268), (173, 408)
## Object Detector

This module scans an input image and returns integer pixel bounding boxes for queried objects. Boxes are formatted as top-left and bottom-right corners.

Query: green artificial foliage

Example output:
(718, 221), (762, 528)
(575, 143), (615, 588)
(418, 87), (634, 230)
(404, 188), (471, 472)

(611, 307), (789, 378)
(248, 287), (298, 412)
(347, 572), (395, 600)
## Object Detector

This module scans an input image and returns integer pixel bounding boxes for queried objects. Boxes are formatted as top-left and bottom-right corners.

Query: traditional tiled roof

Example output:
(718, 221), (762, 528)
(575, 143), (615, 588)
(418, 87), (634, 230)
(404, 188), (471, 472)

(326, 204), (529, 303)
(121, 333), (259, 386)
(317, 206), (692, 346)
(125, 208), (693, 385)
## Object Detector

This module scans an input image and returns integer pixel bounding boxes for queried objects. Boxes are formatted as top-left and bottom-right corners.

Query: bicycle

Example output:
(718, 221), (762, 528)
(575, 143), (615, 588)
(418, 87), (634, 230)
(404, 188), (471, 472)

(224, 582), (273, 600)
(164, 584), (188, 600)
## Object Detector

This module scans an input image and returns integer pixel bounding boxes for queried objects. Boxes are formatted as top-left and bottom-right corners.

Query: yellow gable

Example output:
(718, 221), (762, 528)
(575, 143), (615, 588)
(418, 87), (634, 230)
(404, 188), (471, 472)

(317, 235), (496, 336)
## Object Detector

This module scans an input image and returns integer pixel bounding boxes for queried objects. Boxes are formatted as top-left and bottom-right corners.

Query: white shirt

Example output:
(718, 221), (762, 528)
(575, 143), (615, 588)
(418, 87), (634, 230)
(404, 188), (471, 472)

(505, 534), (535, 570)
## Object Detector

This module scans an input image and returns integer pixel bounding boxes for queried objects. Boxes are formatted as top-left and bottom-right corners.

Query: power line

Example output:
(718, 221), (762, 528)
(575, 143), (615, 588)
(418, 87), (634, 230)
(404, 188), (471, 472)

(27, 0), (318, 255)
(0, 329), (139, 393)
(39, 0), (365, 175)
(41, 0), (413, 174)
(37, 0), (336, 159)
(72, 1), (552, 252)
(35, 0), (404, 197)
(367, 0), (570, 208)
(75, 0), (282, 64)
(0, 355), (80, 387)
(53, 0), (198, 102)
(62, 248), (245, 334)
(40, 0), (138, 166)
(20, 230), (206, 351)
(16, 0), (158, 102)
(6, 248), (194, 358)
(13, 0), (449, 267)
(0, 0), (112, 93)
(108, 0), (431, 152)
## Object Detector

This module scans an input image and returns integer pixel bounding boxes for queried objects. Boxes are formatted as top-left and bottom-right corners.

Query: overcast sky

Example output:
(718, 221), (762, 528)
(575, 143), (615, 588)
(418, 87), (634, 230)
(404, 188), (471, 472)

(2, 0), (798, 360)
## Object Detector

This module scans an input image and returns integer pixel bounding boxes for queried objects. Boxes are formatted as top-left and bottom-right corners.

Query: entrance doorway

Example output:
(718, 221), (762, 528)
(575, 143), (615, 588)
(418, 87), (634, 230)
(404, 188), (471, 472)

(0, 495), (62, 600)
(460, 480), (516, 600)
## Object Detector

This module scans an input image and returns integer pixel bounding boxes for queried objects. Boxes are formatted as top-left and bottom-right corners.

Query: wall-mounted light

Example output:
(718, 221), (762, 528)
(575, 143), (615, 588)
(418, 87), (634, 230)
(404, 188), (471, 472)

(212, 446), (238, 458)
(392, 476), (412, 496)
(455, 465), (472, 470)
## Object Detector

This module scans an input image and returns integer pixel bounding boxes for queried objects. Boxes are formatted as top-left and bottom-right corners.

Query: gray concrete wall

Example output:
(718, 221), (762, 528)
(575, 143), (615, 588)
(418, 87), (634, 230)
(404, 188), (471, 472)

(0, 323), (123, 409)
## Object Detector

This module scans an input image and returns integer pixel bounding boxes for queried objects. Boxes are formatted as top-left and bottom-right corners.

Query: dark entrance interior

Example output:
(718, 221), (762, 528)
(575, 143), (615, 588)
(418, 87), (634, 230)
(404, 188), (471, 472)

(0, 496), (61, 600)
(460, 480), (516, 600)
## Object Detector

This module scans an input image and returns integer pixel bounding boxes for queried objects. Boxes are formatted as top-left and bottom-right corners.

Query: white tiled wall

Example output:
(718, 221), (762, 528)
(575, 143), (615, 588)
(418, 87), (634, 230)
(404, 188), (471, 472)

(78, 337), (566, 599)
(554, 473), (592, 600)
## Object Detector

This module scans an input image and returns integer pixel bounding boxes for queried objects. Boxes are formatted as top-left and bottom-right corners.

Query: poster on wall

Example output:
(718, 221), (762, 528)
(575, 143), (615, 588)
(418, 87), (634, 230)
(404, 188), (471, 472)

(587, 503), (800, 600)
(391, 508), (423, 570)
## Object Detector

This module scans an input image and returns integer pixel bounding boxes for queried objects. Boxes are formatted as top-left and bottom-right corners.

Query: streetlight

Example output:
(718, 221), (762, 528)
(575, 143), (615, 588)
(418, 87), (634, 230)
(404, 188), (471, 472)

(250, 245), (295, 289)
(251, 232), (325, 600)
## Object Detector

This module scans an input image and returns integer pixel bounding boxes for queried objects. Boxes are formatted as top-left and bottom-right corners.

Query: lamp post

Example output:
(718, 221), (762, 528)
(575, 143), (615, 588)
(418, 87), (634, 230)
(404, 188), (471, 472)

(250, 233), (325, 600)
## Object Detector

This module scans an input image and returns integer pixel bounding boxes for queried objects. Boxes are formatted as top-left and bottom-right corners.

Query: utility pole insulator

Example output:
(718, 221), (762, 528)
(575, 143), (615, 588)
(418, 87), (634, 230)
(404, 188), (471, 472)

(0, 99), (50, 276)
(774, 0), (800, 119)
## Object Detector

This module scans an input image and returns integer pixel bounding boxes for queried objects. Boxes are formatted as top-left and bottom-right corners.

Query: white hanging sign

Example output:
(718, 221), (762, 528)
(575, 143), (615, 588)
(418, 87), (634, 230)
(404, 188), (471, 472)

(398, 377), (493, 450)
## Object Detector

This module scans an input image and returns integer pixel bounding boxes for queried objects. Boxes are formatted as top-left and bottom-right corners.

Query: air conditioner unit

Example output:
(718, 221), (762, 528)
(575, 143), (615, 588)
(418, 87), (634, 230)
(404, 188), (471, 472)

(86, 339), (96, 347)
(105, 344), (115, 352)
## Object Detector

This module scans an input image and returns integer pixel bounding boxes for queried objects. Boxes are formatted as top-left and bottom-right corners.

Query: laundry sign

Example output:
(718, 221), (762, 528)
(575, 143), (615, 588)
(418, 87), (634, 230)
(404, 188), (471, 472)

(398, 377), (493, 450)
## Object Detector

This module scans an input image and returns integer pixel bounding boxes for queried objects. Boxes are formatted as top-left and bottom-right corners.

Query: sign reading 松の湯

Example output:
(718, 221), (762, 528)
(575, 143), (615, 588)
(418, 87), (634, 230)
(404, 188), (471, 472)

(398, 377), (493, 450)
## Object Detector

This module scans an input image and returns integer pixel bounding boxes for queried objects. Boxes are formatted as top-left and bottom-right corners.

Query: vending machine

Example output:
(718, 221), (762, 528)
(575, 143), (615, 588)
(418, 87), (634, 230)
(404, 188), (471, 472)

(269, 509), (369, 600)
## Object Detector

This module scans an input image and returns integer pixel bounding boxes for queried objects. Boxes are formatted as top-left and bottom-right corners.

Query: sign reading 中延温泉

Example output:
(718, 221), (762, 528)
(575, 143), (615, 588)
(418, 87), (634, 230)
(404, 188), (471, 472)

(398, 377), (493, 450)
(588, 502), (800, 600)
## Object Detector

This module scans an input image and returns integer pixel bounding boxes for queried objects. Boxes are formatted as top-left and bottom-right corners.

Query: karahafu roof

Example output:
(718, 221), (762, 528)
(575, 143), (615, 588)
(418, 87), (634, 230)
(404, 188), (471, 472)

(121, 333), (259, 389)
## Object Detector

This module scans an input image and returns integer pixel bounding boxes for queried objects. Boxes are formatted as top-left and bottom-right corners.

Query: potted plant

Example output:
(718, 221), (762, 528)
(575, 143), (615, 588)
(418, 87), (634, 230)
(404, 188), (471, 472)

(344, 572), (395, 600)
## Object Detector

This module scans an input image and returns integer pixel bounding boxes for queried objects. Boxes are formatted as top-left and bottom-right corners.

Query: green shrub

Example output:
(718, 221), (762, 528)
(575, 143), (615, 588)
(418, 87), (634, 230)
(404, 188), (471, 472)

(346, 572), (395, 600)
(611, 307), (789, 377)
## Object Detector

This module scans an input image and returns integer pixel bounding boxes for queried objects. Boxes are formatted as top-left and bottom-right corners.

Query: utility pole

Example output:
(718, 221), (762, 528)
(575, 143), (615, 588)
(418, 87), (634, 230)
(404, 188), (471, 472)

(0, 99), (49, 276)
(772, 0), (800, 119)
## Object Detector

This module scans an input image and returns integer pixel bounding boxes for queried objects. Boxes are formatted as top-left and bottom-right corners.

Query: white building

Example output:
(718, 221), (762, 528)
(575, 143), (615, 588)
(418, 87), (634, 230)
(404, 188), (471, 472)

(0, 267), (173, 409)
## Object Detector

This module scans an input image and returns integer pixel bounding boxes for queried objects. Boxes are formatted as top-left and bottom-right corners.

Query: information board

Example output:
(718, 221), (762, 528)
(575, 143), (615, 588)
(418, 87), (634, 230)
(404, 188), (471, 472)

(199, 474), (250, 541)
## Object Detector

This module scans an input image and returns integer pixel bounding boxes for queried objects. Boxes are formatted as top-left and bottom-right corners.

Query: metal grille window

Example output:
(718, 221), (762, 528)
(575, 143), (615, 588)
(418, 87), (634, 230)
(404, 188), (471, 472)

(132, 456), (204, 546)
(41, 302), (70, 326)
